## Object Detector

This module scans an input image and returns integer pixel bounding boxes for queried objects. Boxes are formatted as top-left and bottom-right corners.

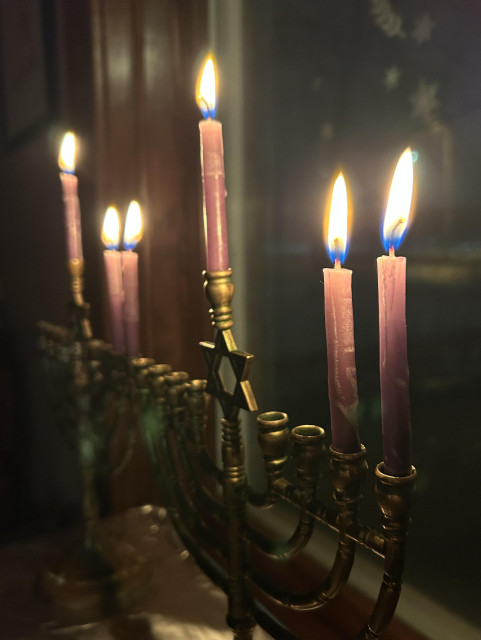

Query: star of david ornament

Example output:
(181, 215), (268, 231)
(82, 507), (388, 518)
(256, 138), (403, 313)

(200, 329), (257, 419)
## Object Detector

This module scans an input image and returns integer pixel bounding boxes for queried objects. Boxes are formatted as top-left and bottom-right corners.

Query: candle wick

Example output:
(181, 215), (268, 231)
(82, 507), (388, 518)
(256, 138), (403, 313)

(386, 218), (405, 255)
(392, 218), (405, 235)
(389, 246), (395, 257)
(333, 237), (343, 269)
(200, 97), (212, 119)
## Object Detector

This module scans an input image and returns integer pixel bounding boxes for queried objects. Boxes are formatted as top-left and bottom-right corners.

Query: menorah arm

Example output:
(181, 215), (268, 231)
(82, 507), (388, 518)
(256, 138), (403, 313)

(246, 477), (292, 508)
(137, 367), (225, 531)
(166, 374), (225, 520)
(249, 445), (371, 610)
(149, 444), (230, 594)
(355, 464), (416, 640)
(38, 320), (73, 345)
(246, 486), (279, 509)
(250, 532), (355, 610)
(107, 414), (138, 477)
(197, 446), (223, 484)
(276, 487), (385, 557)
(158, 424), (229, 555)
(173, 426), (225, 519)
(245, 505), (315, 560)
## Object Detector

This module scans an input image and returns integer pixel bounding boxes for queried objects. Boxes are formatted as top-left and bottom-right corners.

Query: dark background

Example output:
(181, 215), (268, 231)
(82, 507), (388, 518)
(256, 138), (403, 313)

(237, 0), (481, 630)
(0, 0), (479, 635)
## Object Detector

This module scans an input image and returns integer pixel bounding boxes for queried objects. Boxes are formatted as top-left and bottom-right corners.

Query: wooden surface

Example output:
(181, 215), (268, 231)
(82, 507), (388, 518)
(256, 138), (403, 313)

(0, 506), (271, 640)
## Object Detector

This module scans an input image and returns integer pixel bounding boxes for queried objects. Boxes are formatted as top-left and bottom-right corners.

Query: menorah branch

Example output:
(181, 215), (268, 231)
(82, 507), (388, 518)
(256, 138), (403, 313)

(355, 464), (416, 639)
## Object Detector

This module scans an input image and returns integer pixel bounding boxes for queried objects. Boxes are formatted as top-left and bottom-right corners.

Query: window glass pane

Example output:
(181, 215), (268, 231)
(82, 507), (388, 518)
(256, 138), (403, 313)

(212, 0), (481, 632)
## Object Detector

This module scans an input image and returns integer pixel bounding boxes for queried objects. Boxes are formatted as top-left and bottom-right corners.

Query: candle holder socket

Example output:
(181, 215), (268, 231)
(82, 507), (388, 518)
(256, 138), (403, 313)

(329, 445), (368, 505)
(375, 463), (417, 532)
(204, 269), (234, 330)
(147, 364), (172, 398)
(291, 425), (326, 497)
(68, 257), (85, 307)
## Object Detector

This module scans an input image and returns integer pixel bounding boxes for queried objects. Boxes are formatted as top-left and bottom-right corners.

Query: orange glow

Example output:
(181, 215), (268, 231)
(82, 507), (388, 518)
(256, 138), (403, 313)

(123, 201), (143, 250)
(383, 148), (414, 252)
(58, 132), (77, 172)
(196, 55), (217, 118)
(326, 173), (350, 265)
(101, 206), (120, 250)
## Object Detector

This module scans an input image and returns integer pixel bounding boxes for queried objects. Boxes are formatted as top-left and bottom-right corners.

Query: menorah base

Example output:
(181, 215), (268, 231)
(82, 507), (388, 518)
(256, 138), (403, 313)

(37, 537), (148, 625)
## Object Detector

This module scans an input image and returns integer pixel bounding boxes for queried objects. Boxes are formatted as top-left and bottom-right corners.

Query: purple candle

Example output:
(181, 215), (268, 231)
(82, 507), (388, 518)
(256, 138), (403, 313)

(101, 206), (125, 353)
(196, 56), (229, 272)
(323, 173), (361, 453)
(378, 148), (414, 476)
(58, 132), (83, 261)
(122, 200), (142, 357)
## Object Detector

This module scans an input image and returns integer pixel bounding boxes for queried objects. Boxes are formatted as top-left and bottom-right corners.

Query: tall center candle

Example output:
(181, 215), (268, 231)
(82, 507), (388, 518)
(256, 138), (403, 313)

(58, 132), (83, 261)
(101, 206), (125, 354)
(323, 173), (361, 453)
(196, 56), (229, 271)
(122, 201), (143, 357)
(378, 148), (414, 477)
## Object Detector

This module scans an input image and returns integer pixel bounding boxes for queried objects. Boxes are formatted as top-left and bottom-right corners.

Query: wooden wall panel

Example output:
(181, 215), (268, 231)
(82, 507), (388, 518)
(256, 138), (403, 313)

(91, 0), (209, 510)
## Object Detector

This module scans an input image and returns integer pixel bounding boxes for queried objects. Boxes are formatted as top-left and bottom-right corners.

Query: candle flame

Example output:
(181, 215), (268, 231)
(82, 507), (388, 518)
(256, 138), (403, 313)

(196, 55), (217, 119)
(123, 200), (143, 250)
(101, 206), (120, 250)
(58, 132), (77, 173)
(382, 147), (414, 252)
(326, 173), (349, 266)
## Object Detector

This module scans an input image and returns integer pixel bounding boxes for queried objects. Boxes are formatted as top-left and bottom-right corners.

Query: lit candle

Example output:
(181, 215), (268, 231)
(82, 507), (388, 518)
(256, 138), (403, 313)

(196, 55), (229, 271)
(323, 173), (361, 453)
(122, 200), (143, 357)
(58, 132), (83, 261)
(378, 148), (414, 476)
(101, 206), (125, 353)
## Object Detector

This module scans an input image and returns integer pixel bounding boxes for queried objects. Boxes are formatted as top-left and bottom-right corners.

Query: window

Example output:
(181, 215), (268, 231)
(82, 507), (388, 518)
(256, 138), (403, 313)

(210, 1), (481, 637)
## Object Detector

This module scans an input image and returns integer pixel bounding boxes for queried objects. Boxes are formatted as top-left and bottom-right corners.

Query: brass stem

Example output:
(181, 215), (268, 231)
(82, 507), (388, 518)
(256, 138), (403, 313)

(221, 416), (255, 639)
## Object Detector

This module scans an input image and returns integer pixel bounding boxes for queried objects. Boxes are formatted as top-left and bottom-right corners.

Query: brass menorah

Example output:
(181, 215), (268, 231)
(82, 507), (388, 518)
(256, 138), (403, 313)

(40, 261), (416, 638)
(38, 260), (146, 622)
